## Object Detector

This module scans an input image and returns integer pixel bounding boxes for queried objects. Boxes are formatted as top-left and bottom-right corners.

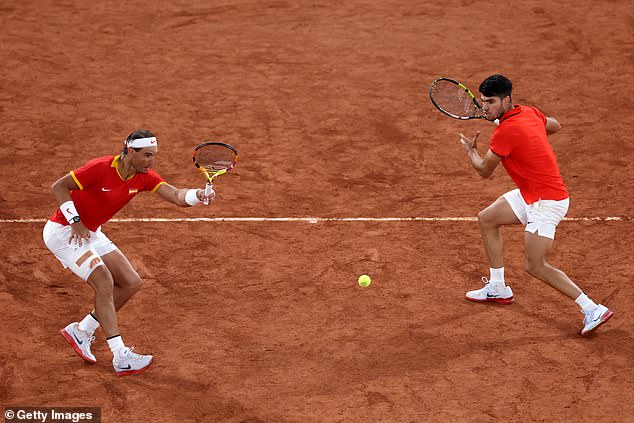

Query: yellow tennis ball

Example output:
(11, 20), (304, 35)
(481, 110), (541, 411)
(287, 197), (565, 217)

(358, 274), (371, 288)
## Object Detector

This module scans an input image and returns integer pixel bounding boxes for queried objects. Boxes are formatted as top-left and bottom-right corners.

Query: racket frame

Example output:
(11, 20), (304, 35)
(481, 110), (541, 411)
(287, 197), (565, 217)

(429, 77), (487, 120)
(192, 142), (238, 204)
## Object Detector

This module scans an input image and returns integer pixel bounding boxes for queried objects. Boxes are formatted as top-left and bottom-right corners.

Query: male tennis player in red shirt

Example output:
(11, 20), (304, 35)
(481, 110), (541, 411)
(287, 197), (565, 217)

(44, 129), (214, 375)
(459, 74), (613, 336)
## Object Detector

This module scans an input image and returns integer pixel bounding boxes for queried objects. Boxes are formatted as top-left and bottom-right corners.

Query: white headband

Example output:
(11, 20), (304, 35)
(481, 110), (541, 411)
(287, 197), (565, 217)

(127, 137), (157, 148)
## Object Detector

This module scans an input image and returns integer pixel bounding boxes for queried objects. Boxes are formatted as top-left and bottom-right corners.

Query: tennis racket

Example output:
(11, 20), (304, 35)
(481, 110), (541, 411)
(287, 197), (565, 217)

(192, 142), (238, 205)
(429, 77), (486, 120)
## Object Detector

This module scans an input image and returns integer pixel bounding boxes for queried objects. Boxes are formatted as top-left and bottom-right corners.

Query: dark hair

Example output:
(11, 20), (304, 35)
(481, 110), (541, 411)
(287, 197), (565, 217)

(479, 74), (512, 99)
(122, 129), (155, 155)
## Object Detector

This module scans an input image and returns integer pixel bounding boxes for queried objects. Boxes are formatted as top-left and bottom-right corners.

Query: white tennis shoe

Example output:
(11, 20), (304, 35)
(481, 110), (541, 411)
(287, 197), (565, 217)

(60, 322), (96, 364)
(113, 347), (153, 377)
(465, 277), (514, 304)
(581, 304), (613, 336)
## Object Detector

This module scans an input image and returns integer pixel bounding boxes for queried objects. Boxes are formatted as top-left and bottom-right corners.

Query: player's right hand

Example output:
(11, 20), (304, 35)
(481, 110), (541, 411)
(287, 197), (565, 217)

(198, 187), (216, 205)
(68, 221), (91, 247)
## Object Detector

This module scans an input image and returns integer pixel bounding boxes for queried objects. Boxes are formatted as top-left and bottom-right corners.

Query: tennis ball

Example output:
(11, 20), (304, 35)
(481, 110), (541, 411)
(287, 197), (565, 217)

(358, 274), (371, 288)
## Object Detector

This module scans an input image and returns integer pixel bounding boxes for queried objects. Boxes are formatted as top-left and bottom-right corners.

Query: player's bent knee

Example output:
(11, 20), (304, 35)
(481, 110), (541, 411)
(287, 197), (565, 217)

(128, 274), (143, 292)
(477, 210), (495, 227)
(86, 267), (115, 296)
(117, 271), (142, 292)
(525, 257), (545, 277)
(69, 247), (106, 281)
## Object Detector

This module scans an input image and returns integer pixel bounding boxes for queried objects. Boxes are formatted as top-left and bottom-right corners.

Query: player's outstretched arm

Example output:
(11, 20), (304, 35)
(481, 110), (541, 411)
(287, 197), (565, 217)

(545, 117), (562, 135)
(156, 183), (215, 207)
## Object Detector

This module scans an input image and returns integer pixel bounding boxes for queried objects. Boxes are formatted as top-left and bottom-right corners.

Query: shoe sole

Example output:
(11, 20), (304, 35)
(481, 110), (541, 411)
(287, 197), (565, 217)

(581, 309), (614, 337)
(115, 358), (153, 377)
(465, 295), (514, 305)
(60, 329), (96, 364)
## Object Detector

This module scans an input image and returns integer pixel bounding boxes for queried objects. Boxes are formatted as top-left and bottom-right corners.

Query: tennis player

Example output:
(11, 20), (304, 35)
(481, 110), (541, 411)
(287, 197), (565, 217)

(43, 129), (214, 376)
(459, 74), (613, 336)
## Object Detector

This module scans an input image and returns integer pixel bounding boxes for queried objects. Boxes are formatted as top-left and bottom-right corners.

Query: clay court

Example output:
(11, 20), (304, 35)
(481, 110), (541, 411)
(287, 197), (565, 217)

(1, 1), (633, 422)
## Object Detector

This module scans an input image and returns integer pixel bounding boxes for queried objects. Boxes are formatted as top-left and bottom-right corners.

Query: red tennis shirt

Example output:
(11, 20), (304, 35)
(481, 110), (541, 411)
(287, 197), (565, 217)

(50, 155), (165, 231)
(490, 105), (568, 204)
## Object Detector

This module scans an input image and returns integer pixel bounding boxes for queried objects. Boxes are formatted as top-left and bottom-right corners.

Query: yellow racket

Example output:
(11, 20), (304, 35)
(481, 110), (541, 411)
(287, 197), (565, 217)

(192, 142), (238, 204)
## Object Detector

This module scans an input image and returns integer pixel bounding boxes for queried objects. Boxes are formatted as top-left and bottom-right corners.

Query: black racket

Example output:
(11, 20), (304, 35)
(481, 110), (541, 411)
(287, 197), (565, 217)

(429, 77), (486, 120)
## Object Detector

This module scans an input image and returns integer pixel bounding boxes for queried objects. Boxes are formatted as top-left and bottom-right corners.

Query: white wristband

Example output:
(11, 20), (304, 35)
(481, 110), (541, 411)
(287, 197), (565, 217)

(185, 189), (201, 206)
(60, 200), (80, 224)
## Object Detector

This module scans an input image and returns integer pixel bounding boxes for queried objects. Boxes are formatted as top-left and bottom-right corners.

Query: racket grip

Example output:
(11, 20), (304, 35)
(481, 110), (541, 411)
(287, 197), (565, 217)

(203, 183), (214, 205)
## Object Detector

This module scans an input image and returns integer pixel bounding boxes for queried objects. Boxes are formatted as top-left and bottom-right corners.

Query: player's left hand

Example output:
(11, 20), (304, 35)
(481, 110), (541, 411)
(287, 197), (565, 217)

(459, 131), (480, 153)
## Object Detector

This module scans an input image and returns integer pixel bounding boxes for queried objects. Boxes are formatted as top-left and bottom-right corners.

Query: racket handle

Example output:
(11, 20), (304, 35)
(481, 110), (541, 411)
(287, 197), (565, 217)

(203, 183), (214, 205)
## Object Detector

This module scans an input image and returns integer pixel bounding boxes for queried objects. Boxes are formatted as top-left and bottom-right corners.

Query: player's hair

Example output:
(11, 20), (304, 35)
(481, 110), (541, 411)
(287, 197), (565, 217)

(479, 74), (512, 100)
(121, 129), (155, 156)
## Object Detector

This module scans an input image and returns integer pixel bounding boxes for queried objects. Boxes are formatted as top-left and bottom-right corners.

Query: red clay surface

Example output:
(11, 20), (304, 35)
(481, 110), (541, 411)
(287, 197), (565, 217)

(1, 1), (633, 422)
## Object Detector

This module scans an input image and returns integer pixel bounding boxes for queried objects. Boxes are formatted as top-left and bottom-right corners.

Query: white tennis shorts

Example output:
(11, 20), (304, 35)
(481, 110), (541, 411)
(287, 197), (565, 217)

(502, 189), (569, 240)
(43, 220), (117, 281)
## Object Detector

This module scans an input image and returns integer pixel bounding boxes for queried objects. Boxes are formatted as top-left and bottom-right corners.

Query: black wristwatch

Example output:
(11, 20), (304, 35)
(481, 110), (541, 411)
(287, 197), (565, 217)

(69, 216), (81, 224)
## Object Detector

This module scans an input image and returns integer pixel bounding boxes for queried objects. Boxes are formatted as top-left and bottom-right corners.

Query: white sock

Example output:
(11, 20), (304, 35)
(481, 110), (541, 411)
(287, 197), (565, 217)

(78, 313), (100, 334)
(489, 267), (505, 288)
(575, 293), (597, 313)
(107, 335), (125, 356)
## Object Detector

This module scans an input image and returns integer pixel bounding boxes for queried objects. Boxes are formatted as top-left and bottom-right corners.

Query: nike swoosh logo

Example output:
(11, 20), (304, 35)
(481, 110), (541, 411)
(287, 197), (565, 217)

(102, 188), (112, 192)
(72, 333), (83, 345)
(486, 293), (503, 298)
(117, 364), (132, 370)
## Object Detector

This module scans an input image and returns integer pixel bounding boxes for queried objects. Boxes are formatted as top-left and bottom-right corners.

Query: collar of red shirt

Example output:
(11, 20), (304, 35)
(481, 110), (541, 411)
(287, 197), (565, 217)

(111, 155), (133, 181)
(498, 104), (521, 123)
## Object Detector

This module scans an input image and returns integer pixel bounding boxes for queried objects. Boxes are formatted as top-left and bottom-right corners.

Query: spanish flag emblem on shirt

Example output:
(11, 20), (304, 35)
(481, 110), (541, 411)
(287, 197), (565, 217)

(128, 188), (138, 195)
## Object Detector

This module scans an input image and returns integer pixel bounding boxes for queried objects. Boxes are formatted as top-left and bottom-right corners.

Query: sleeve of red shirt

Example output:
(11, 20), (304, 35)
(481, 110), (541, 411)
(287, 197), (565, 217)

(145, 170), (165, 192)
(489, 129), (513, 158)
(71, 157), (107, 190)
(527, 106), (547, 125)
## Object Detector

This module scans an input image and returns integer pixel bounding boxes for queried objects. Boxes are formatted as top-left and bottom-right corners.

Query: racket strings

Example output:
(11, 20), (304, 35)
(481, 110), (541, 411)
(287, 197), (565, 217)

(431, 80), (477, 118)
(194, 146), (236, 172)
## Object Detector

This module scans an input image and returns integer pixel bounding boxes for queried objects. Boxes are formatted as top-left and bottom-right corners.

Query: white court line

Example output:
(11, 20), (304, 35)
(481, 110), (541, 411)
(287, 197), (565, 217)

(0, 217), (629, 223)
